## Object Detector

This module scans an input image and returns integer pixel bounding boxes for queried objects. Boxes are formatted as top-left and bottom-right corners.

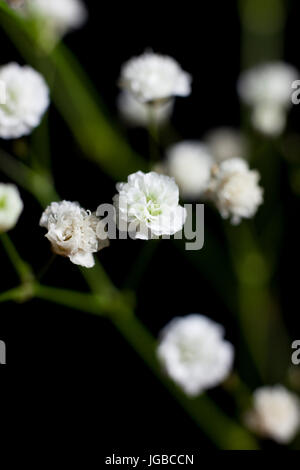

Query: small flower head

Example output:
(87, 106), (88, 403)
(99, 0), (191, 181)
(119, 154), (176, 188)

(40, 201), (109, 268)
(16, 0), (87, 41)
(0, 183), (23, 232)
(238, 62), (298, 136)
(238, 62), (298, 108)
(117, 91), (174, 127)
(205, 127), (247, 162)
(0, 63), (49, 139)
(113, 171), (187, 240)
(245, 385), (300, 444)
(166, 141), (213, 199)
(209, 158), (263, 224)
(157, 314), (234, 396)
(119, 52), (192, 103)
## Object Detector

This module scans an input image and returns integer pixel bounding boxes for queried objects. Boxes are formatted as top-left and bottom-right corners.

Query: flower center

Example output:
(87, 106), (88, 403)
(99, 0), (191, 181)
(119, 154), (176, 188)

(0, 196), (7, 210)
(146, 195), (162, 216)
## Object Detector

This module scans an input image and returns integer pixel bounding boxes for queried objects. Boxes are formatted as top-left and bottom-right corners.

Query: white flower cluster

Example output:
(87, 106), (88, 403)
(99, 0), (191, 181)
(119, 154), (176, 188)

(162, 138), (262, 223)
(238, 62), (298, 136)
(12, 0), (87, 41)
(120, 52), (191, 104)
(209, 158), (263, 225)
(40, 201), (109, 268)
(157, 314), (234, 396)
(0, 63), (49, 139)
(0, 183), (23, 232)
(166, 142), (213, 199)
(113, 171), (187, 240)
(246, 385), (300, 444)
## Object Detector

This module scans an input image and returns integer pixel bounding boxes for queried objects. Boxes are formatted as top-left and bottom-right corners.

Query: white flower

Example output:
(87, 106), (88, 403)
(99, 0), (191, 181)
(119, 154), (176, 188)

(251, 102), (286, 137)
(40, 201), (109, 268)
(166, 141), (213, 199)
(113, 171), (187, 240)
(238, 62), (298, 136)
(209, 158), (263, 224)
(245, 385), (300, 444)
(117, 91), (174, 127)
(0, 63), (49, 139)
(0, 183), (23, 232)
(205, 127), (247, 162)
(18, 0), (87, 39)
(157, 314), (234, 396)
(238, 62), (298, 107)
(120, 52), (191, 103)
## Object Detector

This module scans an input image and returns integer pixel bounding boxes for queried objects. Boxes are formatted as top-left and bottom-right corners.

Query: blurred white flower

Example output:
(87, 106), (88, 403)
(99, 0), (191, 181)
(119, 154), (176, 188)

(120, 52), (191, 103)
(205, 127), (247, 162)
(245, 385), (300, 444)
(117, 91), (174, 127)
(238, 62), (298, 136)
(40, 201), (109, 268)
(0, 183), (23, 232)
(209, 158), (263, 224)
(157, 314), (234, 396)
(251, 102), (286, 137)
(166, 141), (213, 199)
(0, 63), (49, 139)
(11, 0), (87, 43)
(113, 171), (187, 240)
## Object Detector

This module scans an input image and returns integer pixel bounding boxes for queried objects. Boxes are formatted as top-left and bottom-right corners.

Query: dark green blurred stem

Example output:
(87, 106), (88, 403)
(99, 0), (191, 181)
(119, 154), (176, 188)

(0, 233), (33, 284)
(238, 0), (287, 69)
(0, 149), (58, 206)
(147, 106), (160, 165)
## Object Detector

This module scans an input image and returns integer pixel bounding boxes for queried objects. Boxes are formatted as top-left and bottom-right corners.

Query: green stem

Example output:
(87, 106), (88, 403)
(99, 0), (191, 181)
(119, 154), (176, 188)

(0, 233), (33, 283)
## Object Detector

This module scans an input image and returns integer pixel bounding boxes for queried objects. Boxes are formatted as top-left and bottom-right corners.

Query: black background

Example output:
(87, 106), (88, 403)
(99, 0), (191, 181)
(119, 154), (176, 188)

(1, 0), (300, 455)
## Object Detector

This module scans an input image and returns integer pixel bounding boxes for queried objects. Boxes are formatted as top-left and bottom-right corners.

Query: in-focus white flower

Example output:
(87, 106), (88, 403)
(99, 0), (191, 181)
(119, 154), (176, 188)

(157, 314), (234, 396)
(238, 62), (298, 136)
(166, 141), (213, 199)
(209, 158), (263, 224)
(0, 63), (49, 139)
(117, 91), (174, 127)
(0, 183), (23, 232)
(245, 385), (300, 444)
(17, 0), (87, 40)
(40, 201), (109, 268)
(113, 171), (187, 240)
(205, 127), (247, 162)
(120, 52), (192, 103)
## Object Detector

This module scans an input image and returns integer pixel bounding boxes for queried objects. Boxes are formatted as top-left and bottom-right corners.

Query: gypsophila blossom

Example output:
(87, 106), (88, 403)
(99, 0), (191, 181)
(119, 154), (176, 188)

(0, 63), (49, 139)
(209, 158), (263, 224)
(166, 141), (213, 199)
(119, 52), (191, 103)
(245, 385), (300, 444)
(117, 91), (174, 127)
(157, 314), (234, 396)
(251, 102), (287, 137)
(205, 127), (247, 162)
(112, 171), (187, 240)
(238, 62), (298, 136)
(40, 201), (109, 268)
(13, 0), (87, 42)
(0, 183), (23, 232)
